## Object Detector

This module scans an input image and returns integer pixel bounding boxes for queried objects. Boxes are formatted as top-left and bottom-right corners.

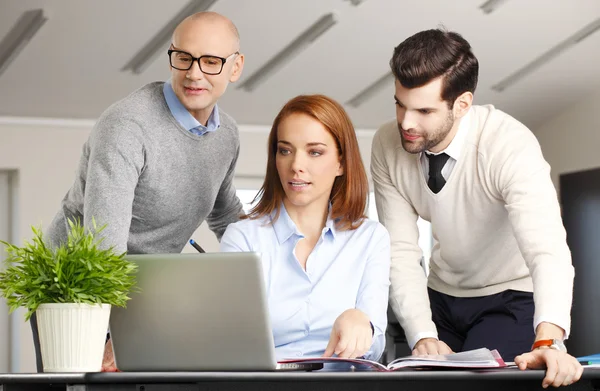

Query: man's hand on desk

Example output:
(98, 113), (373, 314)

(102, 339), (119, 372)
(515, 348), (582, 388)
(514, 322), (582, 388)
(412, 338), (453, 356)
(323, 309), (372, 359)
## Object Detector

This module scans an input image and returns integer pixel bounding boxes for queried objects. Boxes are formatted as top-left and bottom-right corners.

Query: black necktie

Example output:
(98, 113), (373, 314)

(426, 152), (450, 194)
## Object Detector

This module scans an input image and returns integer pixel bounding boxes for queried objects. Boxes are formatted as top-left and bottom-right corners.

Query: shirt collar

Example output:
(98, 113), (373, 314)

(271, 203), (337, 244)
(423, 107), (472, 160)
(163, 81), (220, 134)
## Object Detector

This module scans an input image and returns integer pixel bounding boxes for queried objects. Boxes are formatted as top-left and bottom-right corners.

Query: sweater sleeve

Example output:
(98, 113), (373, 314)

(370, 126), (437, 348)
(83, 117), (145, 253)
(488, 122), (574, 337)
(206, 142), (244, 240)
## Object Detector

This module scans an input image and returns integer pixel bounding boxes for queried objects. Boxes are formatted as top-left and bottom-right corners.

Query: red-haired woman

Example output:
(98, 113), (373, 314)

(221, 95), (390, 362)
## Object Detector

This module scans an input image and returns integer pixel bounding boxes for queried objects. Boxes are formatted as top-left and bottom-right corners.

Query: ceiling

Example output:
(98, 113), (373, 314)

(0, 0), (599, 130)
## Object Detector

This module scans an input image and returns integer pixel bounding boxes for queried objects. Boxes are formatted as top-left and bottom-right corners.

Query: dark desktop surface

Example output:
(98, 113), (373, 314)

(2, 367), (600, 391)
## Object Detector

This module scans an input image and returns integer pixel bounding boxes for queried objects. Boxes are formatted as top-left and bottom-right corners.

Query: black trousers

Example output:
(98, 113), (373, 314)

(30, 312), (44, 373)
(428, 288), (535, 361)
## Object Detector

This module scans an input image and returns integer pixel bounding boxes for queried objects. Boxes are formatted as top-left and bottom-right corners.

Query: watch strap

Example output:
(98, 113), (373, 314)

(532, 339), (554, 350)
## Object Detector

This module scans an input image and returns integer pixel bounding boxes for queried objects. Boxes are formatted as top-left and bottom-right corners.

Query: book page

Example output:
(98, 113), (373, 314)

(388, 348), (506, 370)
(279, 348), (506, 371)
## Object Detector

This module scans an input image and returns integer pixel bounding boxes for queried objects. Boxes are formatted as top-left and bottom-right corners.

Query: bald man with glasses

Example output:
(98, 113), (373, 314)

(35, 11), (246, 372)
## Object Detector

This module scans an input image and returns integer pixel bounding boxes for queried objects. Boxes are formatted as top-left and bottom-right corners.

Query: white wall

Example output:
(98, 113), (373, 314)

(0, 116), (380, 372)
(0, 171), (11, 372)
(0, 119), (92, 373)
(0, 170), (22, 373)
(534, 90), (600, 191)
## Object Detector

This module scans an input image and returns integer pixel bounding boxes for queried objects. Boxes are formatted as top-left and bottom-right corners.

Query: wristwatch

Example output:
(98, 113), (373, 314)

(532, 339), (567, 352)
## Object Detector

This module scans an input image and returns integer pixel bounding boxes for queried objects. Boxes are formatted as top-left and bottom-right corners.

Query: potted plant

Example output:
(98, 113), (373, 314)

(0, 219), (137, 372)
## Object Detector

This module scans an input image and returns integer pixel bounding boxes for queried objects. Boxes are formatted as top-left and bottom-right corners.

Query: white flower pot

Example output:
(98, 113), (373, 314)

(36, 303), (111, 372)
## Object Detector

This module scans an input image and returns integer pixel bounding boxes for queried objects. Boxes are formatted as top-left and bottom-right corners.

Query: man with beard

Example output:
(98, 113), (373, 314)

(36, 11), (245, 372)
(371, 29), (582, 388)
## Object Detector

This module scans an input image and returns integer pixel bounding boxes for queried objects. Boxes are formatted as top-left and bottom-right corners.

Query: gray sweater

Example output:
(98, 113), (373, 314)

(47, 82), (243, 254)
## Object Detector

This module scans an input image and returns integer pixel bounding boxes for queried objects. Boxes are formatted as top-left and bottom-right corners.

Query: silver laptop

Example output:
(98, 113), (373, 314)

(110, 252), (320, 371)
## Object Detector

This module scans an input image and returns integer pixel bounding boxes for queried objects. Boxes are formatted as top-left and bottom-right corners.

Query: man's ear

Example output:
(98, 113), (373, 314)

(167, 44), (175, 73)
(454, 91), (473, 119)
(229, 53), (245, 83)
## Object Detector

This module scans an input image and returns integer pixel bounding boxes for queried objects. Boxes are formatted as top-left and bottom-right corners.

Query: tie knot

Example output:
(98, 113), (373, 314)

(426, 152), (450, 174)
(426, 152), (450, 194)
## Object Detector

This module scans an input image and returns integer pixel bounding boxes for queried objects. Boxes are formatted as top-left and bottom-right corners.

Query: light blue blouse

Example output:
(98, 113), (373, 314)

(220, 205), (391, 361)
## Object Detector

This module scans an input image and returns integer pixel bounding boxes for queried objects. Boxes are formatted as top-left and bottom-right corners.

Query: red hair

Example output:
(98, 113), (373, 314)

(245, 94), (368, 230)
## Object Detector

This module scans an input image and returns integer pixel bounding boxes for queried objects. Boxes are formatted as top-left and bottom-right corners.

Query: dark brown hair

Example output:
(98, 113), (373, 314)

(390, 29), (479, 108)
(245, 95), (368, 231)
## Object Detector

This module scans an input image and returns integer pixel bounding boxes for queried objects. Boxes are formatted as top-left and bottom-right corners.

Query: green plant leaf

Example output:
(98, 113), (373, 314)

(0, 218), (138, 321)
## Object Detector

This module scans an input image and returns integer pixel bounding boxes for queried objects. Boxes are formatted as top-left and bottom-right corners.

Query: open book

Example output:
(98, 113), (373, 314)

(279, 348), (507, 371)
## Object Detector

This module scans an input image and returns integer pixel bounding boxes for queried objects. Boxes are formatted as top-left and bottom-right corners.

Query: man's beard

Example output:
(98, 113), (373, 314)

(399, 111), (455, 154)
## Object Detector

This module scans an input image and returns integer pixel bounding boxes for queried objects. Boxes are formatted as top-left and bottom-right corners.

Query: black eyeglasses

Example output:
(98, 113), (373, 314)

(168, 49), (239, 75)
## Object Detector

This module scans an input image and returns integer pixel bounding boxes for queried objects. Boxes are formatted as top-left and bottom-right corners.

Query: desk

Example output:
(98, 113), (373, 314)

(1, 368), (599, 391)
